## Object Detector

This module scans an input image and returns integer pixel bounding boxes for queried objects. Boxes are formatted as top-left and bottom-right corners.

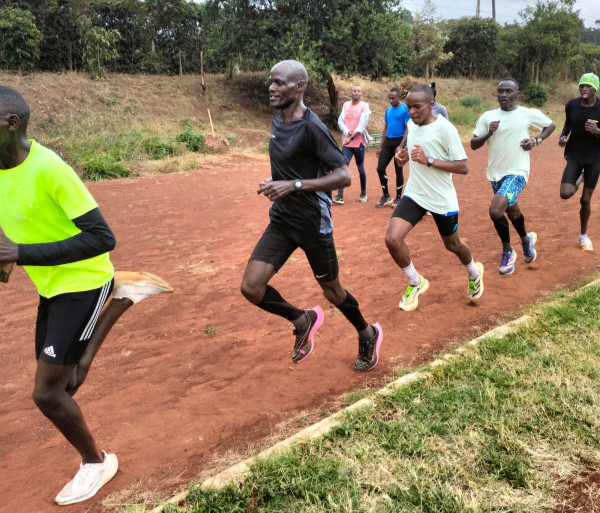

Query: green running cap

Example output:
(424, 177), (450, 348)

(579, 73), (599, 91)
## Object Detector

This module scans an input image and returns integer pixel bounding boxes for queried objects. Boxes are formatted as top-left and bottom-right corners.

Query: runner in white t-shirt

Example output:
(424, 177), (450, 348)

(471, 77), (555, 275)
(385, 84), (484, 312)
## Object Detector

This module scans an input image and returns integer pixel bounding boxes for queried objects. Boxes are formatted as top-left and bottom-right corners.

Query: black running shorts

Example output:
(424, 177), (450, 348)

(35, 279), (114, 365)
(392, 196), (459, 237)
(249, 222), (339, 283)
(561, 160), (600, 190)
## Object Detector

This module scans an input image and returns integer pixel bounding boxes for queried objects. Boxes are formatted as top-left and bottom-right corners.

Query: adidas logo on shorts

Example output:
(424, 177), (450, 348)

(44, 346), (56, 358)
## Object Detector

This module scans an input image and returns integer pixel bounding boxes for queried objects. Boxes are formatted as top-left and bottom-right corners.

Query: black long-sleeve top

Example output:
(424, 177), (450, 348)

(17, 208), (116, 266)
(560, 98), (600, 161)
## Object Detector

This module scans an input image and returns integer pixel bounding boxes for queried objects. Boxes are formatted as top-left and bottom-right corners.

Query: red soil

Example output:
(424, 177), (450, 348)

(1, 140), (598, 512)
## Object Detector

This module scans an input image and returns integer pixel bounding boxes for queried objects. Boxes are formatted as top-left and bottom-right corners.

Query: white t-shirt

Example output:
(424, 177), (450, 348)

(473, 106), (553, 182)
(404, 115), (467, 215)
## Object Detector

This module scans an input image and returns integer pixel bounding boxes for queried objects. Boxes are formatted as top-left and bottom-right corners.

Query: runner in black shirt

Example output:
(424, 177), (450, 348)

(241, 60), (383, 372)
(559, 73), (600, 251)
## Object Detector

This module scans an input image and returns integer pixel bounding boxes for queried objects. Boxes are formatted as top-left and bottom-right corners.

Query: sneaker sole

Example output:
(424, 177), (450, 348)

(113, 271), (174, 293)
(524, 232), (537, 264)
(399, 278), (430, 311)
(56, 454), (119, 506)
(358, 197), (367, 203)
(294, 305), (324, 364)
(355, 322), (383, 372)
(376, 200), (393, 208)
(469, 262), (484, 301)
(332, 200), (344, 205)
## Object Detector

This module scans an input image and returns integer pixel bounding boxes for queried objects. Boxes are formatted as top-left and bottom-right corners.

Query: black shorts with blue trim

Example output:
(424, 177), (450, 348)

(392, 195), (459, 237)
(35, 279), (114, 365)
(249, 222), (339, 283)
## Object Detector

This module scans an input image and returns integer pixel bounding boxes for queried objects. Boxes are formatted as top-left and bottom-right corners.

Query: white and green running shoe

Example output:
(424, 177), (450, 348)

(468, 262), (484, 301)
(399, 275), (430, 311)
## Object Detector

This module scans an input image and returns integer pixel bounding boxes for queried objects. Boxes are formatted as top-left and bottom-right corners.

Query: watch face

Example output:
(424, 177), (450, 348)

(427, 157), (435, 165)
(294, 180), (302, 190)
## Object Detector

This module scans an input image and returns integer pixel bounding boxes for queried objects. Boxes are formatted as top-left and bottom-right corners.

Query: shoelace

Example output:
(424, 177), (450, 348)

(404, 284), (417, 300)
(75, 464), (97, 487)
(500, 253), (512, 267)
(468, 279), (478, 293)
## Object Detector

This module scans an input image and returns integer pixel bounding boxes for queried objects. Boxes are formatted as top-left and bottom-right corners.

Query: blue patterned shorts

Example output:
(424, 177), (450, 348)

(491, 175), (527, 207)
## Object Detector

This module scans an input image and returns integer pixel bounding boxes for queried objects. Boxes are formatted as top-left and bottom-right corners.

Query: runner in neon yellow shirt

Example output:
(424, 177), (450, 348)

(0, 86), (173, 505)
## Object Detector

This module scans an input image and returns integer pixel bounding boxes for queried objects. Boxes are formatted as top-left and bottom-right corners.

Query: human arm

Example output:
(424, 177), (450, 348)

(338, 105), (349, 137)
(585, 119), (600, 137)
(559, 103), (571, 147)
(471, 120), (500, 150)
(258, 166), (351, 201)
(354, 108), (371, 135)
(411, 144), (468, 175)
(520, 122), (556, 151)
(0, 208), (116, 267)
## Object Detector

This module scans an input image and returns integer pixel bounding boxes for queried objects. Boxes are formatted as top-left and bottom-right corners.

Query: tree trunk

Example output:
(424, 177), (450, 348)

(200, 51), (206, 96)
(97, 49), (101, 77)
(425, 61), (429, 81)
(179, 48), (183, 76)
(228, 57), (233, 80)
(151, 38), (156, 53)
(536, 61), (540, 85)
(326, 73), (339, 115)
(531, 61), (535, 82)
(68, 40), (73, 72)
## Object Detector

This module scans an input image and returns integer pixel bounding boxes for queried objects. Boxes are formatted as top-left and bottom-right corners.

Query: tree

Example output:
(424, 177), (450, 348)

(78, 17), (120, 78)
(441, 17), (499, 78)
(0, 7), (43, 73)
(410, 0), (451, 80)
(520, 0), (583, 84)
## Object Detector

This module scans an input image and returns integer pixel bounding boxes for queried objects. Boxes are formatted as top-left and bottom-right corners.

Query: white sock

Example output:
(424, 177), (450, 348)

(580, 234), (588, 241)
(464, 259), (479, 280)
(401, 262), (421, 286)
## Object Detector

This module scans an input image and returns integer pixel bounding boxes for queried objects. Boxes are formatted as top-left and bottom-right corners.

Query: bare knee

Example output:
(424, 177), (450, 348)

(443, 239), (461, 254)
(385, 230), (404, 252)
(240, 278), (265, 305)
(489, 205), (505, 221)
(32, 387), (61, 416)
(561, 188), (575, 200)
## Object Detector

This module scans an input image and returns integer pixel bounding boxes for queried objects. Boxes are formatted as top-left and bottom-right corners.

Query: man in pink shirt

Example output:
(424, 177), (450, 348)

(333, 85), (371, 204)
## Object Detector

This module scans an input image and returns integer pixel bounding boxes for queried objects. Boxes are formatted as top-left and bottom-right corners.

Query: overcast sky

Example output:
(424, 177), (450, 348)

(405, 0), (600, 27)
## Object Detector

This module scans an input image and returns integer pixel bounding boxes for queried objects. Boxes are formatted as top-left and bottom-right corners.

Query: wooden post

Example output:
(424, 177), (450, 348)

(228, 57), (233, 80)
(179, 48), (183, 76)
(207, 109), (216, 139)
(200, 51), (206, 96)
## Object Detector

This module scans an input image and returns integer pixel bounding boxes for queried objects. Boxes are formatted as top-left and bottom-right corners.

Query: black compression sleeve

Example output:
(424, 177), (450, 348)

(17, 208), (116, 266)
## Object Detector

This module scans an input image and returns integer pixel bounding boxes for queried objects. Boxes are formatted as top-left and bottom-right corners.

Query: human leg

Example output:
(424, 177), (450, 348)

(334, 145), (355, 202)
(354, 144), (368, 199)
(376, 142), (396, 205)
(579, 162), (600, 249)
(560, 160), (583, 200)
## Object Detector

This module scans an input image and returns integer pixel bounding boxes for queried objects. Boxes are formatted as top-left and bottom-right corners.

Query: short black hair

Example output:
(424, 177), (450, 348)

(498, 77), (519, 90)
(429, 82), (437, 98)
(0, 86), (30, 131)
(389, 87), (401, 96)
(407, 83), (434, 101)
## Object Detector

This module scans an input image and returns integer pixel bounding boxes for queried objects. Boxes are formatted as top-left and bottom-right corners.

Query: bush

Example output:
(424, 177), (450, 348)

(176, 129), (206, 152)
(142, 135), (175, 160)
(458, 95), (481, 109)
(448, 105), (480, 126)
(83, 159), (130, 181)
(523, 85), (548, 107)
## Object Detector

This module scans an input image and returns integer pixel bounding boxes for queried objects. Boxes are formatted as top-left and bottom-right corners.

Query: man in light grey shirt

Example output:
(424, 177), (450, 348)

(430, 82), (449, 119)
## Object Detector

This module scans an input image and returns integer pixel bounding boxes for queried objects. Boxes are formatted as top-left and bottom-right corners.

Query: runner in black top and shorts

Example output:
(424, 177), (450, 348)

(559, 73), (600, 251)
(241, 60), (383, 372)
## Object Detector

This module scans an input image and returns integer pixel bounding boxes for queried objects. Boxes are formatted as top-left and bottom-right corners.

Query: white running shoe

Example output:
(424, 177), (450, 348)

(399, 275), (430, 311)
(468, 262), (484, 301)
(55, 451), (118, 506)
(112, 271), (174, 304)
(581, 236), (594, 251)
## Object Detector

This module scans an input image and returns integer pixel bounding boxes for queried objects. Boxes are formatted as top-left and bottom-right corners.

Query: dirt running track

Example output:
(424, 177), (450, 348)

(1, 137), (599, 512)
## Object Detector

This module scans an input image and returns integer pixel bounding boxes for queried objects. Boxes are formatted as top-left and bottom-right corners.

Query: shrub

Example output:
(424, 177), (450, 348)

(176, 129), (206, 152)
(523, 85), (548, 107)
(458, 95), (481, 109)
(142, 135), (175, 160)
(449, 105), (480, 126)
(83, 159), (130, 181)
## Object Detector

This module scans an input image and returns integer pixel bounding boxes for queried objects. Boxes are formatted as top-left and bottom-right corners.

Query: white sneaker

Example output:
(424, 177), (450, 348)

(55, 451), (118, 505)
(112, 271), (174, 304)
(581, 236), (594, 251)
(399, 275), (430, 311)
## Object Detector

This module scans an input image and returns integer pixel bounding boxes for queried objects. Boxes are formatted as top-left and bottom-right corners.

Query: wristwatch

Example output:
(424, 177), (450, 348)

(535, 137), (542, 146)
(293, 179), (303, 192)
(426, 157), (435, 167)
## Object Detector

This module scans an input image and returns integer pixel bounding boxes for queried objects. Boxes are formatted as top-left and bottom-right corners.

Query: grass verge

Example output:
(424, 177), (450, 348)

(157, 282), (600, 513)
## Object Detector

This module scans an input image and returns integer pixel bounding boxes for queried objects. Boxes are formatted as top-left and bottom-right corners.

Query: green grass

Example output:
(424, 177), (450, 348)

(160, 283), (600, 513)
